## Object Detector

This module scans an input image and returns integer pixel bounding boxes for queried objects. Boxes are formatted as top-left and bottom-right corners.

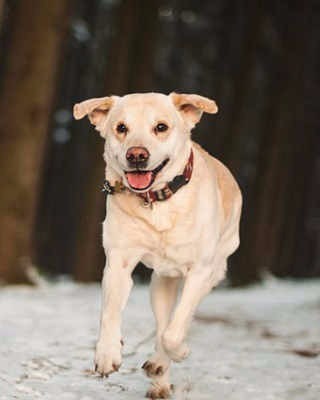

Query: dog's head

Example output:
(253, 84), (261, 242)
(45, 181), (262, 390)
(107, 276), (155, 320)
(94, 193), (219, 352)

(73, 92), (218, 192)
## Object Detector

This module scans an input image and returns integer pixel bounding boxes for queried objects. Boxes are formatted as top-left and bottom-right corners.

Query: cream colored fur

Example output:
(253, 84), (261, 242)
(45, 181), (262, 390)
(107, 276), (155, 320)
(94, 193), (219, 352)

(73, 92), (242, 399)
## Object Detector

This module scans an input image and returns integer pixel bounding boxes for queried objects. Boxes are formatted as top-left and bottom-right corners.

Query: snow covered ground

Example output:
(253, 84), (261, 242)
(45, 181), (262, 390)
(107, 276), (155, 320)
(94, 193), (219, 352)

(0, 278), (319, 400)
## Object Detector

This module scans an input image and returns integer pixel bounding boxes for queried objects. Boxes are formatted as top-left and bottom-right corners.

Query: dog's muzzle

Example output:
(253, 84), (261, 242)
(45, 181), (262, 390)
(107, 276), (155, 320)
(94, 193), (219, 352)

(125, 158), (169, 191)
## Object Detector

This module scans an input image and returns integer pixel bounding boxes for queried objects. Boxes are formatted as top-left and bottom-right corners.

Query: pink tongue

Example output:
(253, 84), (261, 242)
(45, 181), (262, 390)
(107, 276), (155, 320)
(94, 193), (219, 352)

(126, 172), (153, 189)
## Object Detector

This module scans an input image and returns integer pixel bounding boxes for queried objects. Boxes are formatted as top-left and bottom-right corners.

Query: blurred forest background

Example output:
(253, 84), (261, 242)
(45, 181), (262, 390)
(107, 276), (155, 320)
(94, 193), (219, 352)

(0, 0), (319, 286)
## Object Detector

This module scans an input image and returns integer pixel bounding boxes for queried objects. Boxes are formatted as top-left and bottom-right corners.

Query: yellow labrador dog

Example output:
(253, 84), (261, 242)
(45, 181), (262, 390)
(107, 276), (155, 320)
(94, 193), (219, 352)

(73, 92), (242, 398)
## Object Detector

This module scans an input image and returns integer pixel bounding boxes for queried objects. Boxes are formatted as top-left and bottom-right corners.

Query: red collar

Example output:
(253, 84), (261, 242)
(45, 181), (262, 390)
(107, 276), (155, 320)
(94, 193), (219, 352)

(102, 149), (194, 207)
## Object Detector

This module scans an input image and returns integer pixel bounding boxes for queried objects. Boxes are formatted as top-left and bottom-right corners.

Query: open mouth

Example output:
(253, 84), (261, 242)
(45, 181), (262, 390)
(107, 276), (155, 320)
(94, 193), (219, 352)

(125, 158), (169, 191)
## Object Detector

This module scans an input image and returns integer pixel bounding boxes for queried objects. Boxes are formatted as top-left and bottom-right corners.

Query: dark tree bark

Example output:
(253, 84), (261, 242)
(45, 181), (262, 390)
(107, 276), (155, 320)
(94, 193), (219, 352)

(221, 2), (265, 168)
(276, 1), (319, 277)
(0, 0), (4, 28)
(230, 2), (312, 284)
(0, 1), (70, 283)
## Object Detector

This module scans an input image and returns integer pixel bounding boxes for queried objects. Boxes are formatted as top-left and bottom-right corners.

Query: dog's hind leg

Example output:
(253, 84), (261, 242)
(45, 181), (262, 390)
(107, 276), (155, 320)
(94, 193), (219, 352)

(143, 273), (180, 399)
(162, 259), (227, 362)
(162, 216), (240, 363)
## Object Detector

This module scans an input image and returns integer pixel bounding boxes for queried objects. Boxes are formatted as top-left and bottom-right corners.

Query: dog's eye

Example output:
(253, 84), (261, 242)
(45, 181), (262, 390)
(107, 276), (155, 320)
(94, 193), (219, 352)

(154, 123), (168, 133)
(116, 123), (128, 134)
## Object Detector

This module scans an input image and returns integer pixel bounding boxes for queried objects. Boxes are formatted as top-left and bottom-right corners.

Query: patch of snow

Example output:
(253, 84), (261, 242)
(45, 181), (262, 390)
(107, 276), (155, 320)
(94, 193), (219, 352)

(0, 279), (319, 399)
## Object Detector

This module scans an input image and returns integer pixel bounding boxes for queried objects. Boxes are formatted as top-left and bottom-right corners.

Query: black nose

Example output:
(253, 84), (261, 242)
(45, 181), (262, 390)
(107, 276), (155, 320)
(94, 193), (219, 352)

(126, 146), (150, 168)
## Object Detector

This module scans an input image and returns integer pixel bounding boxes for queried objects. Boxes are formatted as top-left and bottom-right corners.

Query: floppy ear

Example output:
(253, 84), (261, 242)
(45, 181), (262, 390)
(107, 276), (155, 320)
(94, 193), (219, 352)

(73, 95), (119, 134)
(169, 92), (218, 128)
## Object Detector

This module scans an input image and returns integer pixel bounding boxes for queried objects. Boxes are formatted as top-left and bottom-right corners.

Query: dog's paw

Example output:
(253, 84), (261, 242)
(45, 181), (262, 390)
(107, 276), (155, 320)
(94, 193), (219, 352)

(142, 355), (169, 377)
(94, 340), (122, 377)
(162, 330), (190, 362)
(146, 384), (173, 399)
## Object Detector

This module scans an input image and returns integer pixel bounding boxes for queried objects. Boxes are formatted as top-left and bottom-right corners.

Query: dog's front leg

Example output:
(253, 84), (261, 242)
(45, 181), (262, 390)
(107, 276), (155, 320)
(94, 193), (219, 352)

(95, 249), (139, 376)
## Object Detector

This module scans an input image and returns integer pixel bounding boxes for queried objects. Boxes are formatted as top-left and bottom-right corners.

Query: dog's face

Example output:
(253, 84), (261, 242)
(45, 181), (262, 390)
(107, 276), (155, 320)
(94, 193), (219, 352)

(74, 92), (217, 192)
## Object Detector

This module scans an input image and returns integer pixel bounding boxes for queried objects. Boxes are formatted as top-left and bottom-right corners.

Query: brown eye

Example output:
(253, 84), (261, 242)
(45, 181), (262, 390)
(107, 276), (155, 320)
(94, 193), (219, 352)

(116, 123), (128, 134)
(154, 123), (168, 133)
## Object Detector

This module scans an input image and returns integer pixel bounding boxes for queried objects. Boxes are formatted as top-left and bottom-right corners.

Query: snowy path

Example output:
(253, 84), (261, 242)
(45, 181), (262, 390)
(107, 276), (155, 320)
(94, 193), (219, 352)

(0, 279), (319, 400)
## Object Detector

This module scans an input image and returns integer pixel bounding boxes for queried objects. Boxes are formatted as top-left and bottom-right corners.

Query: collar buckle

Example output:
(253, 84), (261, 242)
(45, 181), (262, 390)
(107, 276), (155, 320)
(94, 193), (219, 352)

(102, 180), (114, 194)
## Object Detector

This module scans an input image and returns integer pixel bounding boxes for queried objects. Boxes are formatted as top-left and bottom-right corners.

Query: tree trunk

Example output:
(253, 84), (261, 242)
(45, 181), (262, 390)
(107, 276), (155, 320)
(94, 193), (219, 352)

(230, 2), (311, 285)
(0, 1), (70, 283)
(0, 0), (4, 28)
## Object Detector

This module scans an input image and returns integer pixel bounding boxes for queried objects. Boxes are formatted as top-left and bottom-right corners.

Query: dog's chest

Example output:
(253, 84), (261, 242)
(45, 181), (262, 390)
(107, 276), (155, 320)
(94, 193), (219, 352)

(145, 203), (176, 231)
(142, 241), (194, 277)
(141, 204), (198, 277)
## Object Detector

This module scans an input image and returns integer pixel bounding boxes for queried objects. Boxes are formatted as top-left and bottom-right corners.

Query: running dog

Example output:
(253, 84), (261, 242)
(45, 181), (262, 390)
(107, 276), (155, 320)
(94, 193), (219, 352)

(73, 92), (242, 398)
